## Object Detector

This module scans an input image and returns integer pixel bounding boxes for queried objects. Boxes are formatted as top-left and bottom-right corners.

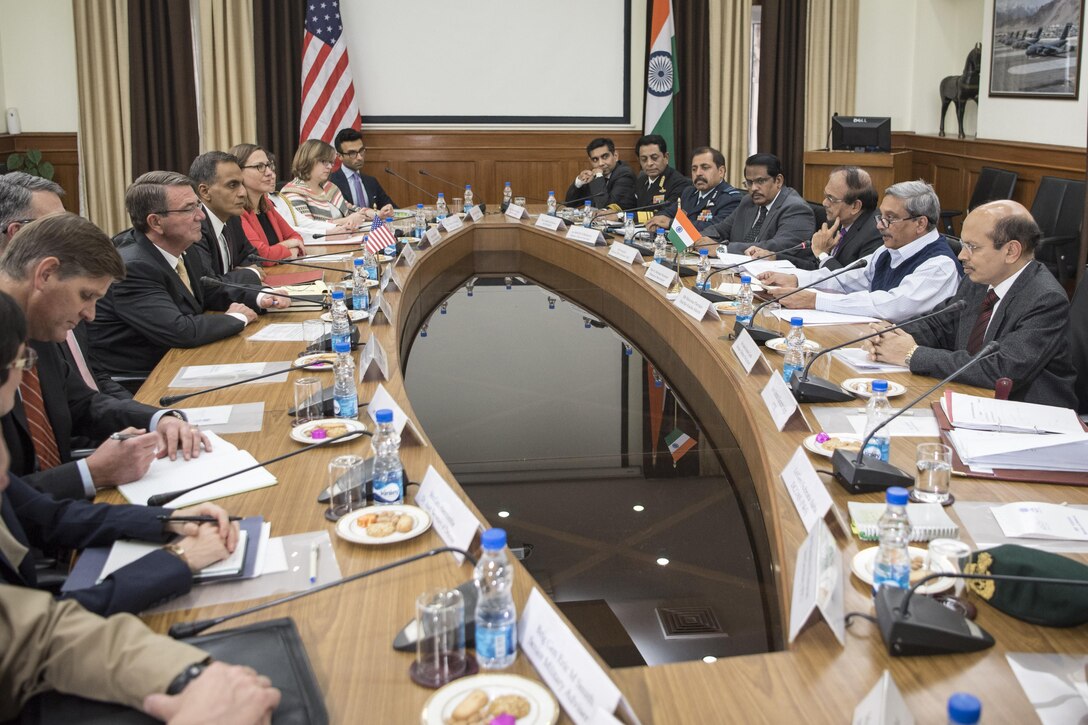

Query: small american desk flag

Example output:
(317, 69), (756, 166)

(300, 0), (360, 143)
(365, 216), (396, 254)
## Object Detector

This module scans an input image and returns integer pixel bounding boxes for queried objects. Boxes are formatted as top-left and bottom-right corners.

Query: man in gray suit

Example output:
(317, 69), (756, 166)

(702, 153), (814, 254)
(867, 200), (1077, 407)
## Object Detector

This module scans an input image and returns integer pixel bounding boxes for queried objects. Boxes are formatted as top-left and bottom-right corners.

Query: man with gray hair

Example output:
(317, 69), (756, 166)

(758, 180), (962, 323)
(0, 172), (66, 247)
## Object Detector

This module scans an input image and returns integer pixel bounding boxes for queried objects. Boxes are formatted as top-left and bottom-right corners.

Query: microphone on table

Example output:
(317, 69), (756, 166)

(697, 242), (809, 303)
(168, 546), (477, 638)
(200, 277), (329, 308)
(790, 299), (968, 403)
(146, 429), (371, 507)
(384, 167), (439, 201)
(252, 257), (349, 274)
(733, 258), (868, 344)
(875, 570), (1088, 656)
(158, 357), (340, 406)
(417, 169), (487, 213)
(832, 341), (1000, 494)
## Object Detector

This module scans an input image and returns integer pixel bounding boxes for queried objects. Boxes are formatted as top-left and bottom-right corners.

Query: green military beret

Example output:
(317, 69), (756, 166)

(965, 544), (1088, 627)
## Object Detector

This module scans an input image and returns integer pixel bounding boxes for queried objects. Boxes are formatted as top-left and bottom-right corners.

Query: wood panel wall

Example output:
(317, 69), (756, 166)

(357, 130), (644, 209)
(0, 132), (80, 213)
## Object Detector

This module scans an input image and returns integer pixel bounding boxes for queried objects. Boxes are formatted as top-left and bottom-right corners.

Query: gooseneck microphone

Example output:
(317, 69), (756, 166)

(790, 299), (968, 403)
(832, 341), (1000, 494)
(252, 257), (347, 274)
(159, 360), (331, 406)
(168, 546), (477, 638)
(200, 277), (329, 308)
(698, 242), (809, 303)
(146, 430), (371, 507)
(733, 258), (868, 344)
(384, 167), (438, 201)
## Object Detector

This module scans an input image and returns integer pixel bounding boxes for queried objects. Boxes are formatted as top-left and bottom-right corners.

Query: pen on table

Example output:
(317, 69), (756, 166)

(110, 432), (145, 441)
(157, 515), (244, 523)
(309, 541), (319, 584)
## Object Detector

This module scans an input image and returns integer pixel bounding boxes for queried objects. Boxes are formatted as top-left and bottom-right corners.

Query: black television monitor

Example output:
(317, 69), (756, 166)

(831, 116), (892, 152)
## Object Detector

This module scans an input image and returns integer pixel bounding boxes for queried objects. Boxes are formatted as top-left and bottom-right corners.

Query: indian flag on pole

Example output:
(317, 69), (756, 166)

(667, 208), (701, 254)
(665, 426), (696, 462)
(645, 0), (676, 155)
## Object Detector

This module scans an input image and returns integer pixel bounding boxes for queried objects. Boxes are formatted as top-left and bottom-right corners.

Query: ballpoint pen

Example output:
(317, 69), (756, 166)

(309, 541), (319, 584)
(156, 515), (244, 523)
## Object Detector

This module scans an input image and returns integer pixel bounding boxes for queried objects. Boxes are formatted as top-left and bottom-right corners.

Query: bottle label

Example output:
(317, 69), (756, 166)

(373, 471), (403, 504)
(333, 394), (358, 419)
(862, 437), (890, 462)
(782, 363), (802, 382)
(475, 623), (517, 662)
(872, 561), (909, 592)
(736, 314), (753, 326)
(331, 332), (351, 348)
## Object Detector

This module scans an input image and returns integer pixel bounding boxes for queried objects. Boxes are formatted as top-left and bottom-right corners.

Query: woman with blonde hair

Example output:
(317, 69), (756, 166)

(279, 139), (371, 230)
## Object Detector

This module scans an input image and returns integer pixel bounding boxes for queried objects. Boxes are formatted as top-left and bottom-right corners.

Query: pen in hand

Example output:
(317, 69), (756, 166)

(110, 432), (145, 441)
(157, 515), (244, 523)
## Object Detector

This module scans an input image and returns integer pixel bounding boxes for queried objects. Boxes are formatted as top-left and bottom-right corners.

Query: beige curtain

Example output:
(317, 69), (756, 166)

(195, 0), (257, 151)
(804, 0), (858, 152)
(709, 1), (752, 188)
(73, 0), (132, 234)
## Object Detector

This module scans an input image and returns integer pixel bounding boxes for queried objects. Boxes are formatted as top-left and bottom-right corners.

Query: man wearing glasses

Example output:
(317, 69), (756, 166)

(759, 180), (962, 323)
(702, 153), (815, 256)
(864, 200), (1076, 406)
(330, 128), (396, 216)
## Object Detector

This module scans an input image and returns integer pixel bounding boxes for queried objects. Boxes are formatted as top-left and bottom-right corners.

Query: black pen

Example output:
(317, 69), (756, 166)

(157, 515), (244, 523)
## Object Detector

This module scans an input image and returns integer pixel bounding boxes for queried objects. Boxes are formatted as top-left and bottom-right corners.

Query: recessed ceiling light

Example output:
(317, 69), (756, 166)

(497, 511), (510, 518)
(656, 557), (670, 566)
(632, 505), (645, 512)
(702, 656), (717, 664)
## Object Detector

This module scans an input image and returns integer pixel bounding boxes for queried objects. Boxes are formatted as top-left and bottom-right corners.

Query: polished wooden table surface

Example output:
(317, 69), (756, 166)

(110, 214), (1087, 723)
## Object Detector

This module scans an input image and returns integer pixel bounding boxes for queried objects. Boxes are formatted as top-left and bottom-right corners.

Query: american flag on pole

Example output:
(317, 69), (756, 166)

(365, 216), (396, 255)
(300, 1), (360, 143)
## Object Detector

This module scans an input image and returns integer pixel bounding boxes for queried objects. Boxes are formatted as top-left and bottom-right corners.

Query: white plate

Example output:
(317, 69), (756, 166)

(421, 674), (560, 725)
(377, 254), (395, 263)
(343, 279), (380, 289)
(802, 433), (863, 458)
(841, 378), (907, 398)
(765, 337), (821, 354)
(321, 309), (369, 323)
(294, 352), (337, 370)
(336, 504), (432, 545)
(290, 418), (367, 444)
(851, 546), (954, 594)
(713, 300), (740, 315)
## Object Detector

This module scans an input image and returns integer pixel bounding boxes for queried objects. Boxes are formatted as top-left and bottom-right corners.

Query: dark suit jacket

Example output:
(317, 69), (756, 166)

(704, 186), (816, 254)
(330, 168), (396, 210)
(906, 260), (1078, 407)
(565, 160), (637, 210)
(0, 475), (191, 616)
(1070, 272), (1088, 414)
(633, 166), (692, 214)
(193, 213), (261, 278)
(660, 181), (744, 231)
(87, 230), (257, 379)
(1, 342), (158, 501)
(780, 208), (883, 271)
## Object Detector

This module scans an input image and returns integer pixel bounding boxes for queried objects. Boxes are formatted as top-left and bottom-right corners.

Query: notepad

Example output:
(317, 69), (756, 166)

(97, 530), (249, 584)
(847, 502), (959, 542)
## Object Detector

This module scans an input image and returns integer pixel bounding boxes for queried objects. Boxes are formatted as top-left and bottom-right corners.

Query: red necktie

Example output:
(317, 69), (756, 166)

(19, 368), (62, 470)
(966, 289), (999, 355)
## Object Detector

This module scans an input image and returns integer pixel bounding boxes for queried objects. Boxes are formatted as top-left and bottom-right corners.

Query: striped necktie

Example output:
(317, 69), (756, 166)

(19, 368), (62, 470)
(743, 205), (768, 245)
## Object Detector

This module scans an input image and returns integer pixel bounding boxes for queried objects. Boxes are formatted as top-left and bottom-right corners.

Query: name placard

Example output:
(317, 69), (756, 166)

(607, 242), (641, 265)
(644, 261), (676, 288)
(380, 266), (402, 293)
(467, 205), (484, 222)
(780, 447), (833, 532)
(440, 215), (464, 232)
(368, 383), (426, 446)
(761, 372), (799, 431)
(852, 671), (915, 725)
(535, 214), (567, 232)
(421, 226), (441, 248)
(358, 332), (390, 382)
(395, 243), (417, 268)
(565, 225), (605, 246)
(368, 293), (394, 326)
(788, 519), (845, 646)
(731, 327), (765, 374)
(504, 203), (529, 220)
(673, 288), (721, 322)
(414, 465), (483, 565)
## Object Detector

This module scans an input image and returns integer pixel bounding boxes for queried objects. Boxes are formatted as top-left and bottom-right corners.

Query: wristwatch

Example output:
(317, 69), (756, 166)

(903, 344), (919, 368)
(166, 658), (212, 695)
(163, 542), (189, 568)
(160, 410), (187, 421)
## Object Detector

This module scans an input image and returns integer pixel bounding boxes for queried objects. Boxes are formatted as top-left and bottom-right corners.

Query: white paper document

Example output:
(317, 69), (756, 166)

(948, 429), (1088, 472)
(845, 413), (939, 438)
(992, 502), (1088, 541)
(1006, 653), (1088, 725)
(247, 324), (311, 342)
(832, 347), (910, 374)
(98, 531), (249, 583)
(172, 362), (289, 388)
(771, 309), (880, 326)
(941, 391), (1084, 435)
(178, 405), (233, 426)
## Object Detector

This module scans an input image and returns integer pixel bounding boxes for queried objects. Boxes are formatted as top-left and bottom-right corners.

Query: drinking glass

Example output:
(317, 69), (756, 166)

(914, 442), (953, 504)
(925, 538), (973, 597)
(513, 196), (526, 208)
(451, 197), (464, 215)
(412, 588), (467, 688)
(327, 454), (366, 521)
(302, 319), (329, 354)
(293, 377), (323, 427)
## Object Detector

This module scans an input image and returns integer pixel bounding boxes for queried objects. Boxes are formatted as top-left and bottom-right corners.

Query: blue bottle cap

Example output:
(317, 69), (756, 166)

(353, 258), (364, 266)
(790, 317), (803, 327)
(626, 212), (634, 219)
(504, 181), (511, 186)
(886, 487), (909, 505)
(699, 248), (709, 256)
(375, 408), (393, 424)
(465, 184), (472, 189)
(437, 192), (445, 197)
(585, 200), (592, 205)
(481, 528), (507, 550)
(332, 340), (351, 353)
(947, 693), (981, 724)
(656, 228), (664, 235)
(740, 275), (751, 284)
(331, 289), (345, 299)
(548, 190), (555, 195)
(417, 203), (423, 208)
(871, 379), (889, 392)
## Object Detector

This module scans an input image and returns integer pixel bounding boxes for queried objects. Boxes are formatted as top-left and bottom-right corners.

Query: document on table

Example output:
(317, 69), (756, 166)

(831, 347), (910, 374)
(177, 403), (265, 434)
(178, 405), (233, 426)
(992, 502), (1088, 541)
(846, 412), (939, 437)
(1006, 653), (1088, 725)
(947, 429), (1088, 472)
(248, 324), (310, 342)
(98, 530), (250, 583)
(941, 391), (1085, 435)
(771, 309), (880, 326)
(169, 362), (292, 388)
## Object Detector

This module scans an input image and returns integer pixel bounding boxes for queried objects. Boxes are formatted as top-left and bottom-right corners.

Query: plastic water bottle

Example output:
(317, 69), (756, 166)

(696, 248), (712, 290)
(947, 693), (981, 724)
(736, 275), (754, 327)
(435, 192), (448, 220)
(872, 486), (912, 594)
(582, 200), (594, 228)
(329, 289), (351, 349)
(371, 409), (404, 505)
(351, 258), (369, 312)
(474, 528), (518, 670)
(413, 203), (426, 238)
(382, 230), (397, 258)
(546, 191), (557, 217)
(501, 181), (512, 212)
(862, 380), (892, 462)
(653, 228), (668, 265)
(782, 317), (805, 382)
(363, 248), (379, 281)
(331, 340), (358, 420)
(623, 212), (636, 244)
(463, 184), (474, 211)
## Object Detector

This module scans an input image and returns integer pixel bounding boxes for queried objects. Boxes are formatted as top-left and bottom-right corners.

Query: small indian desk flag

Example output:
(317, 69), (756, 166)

(665, 427), (696, 462)
(667, 209), (701, 254)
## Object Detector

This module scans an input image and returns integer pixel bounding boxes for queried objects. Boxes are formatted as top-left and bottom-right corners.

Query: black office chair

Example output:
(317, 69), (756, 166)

(940, 167), (1018, 235)
(1031, 176), (1085, 285)
(806, 201), (827, 228)
(1069, 268), (1088, 415)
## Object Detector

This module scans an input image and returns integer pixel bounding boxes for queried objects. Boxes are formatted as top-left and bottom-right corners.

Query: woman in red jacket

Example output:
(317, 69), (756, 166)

(229, 143), (306, 263)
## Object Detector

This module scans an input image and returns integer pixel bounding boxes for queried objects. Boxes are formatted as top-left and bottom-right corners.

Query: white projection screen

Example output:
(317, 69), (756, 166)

(340, 0), (638, 124)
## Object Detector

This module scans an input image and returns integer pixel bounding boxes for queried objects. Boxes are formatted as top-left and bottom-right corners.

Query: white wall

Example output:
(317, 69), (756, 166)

(0, 0), (79, 133)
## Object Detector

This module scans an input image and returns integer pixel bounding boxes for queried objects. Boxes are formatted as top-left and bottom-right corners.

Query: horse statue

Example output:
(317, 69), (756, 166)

(939, 43), (981, 138)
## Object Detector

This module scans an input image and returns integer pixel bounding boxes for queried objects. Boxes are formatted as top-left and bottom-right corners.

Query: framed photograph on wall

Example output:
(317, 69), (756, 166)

(989, 0), (1083, 99)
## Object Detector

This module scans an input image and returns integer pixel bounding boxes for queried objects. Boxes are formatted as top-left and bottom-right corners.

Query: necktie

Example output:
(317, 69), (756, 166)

(743, 205), (768, 246)
(217, 230), (231, 273)
(830, 226), (847, 257)
(19, 368), (62, 470)
(966, 289), (999, 355)
(65, 330), (98, 391)
(351, 173), (368, 208)
(176, 256), (194, 296)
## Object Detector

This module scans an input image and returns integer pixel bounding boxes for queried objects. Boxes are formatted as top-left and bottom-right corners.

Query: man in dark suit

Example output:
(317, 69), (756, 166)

(632, 134), (691, 221)
(565, 137), (637, 212)
(88, 172), (288, 381)
(647, 146), (743, 233)
(1070, 273), (1088, 414)
(0, 214), (207, 500)
(779, 166), (883, 271)
(330, 128), (396, 215)
(189, 151), (264, 279)
(703, 153), (815, 254)
(867, 200), (1077, 407)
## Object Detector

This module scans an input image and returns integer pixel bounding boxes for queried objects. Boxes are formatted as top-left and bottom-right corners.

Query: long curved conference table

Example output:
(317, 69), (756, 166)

(115, 213), (1087, 723)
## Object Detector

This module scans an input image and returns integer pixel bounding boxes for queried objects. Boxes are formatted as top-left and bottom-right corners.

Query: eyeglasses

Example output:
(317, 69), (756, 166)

(7, 346), (37, 371)
(318, 159), (335, 167)
(959, 240), (991, 255)
(874, 214), (920, 228)
(153, 203), (203, 217)
(823, 193), (844, 204)
(243, 162), (276, 174)
(742, 176), (774, 188)
(340, 149), (366, 158)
